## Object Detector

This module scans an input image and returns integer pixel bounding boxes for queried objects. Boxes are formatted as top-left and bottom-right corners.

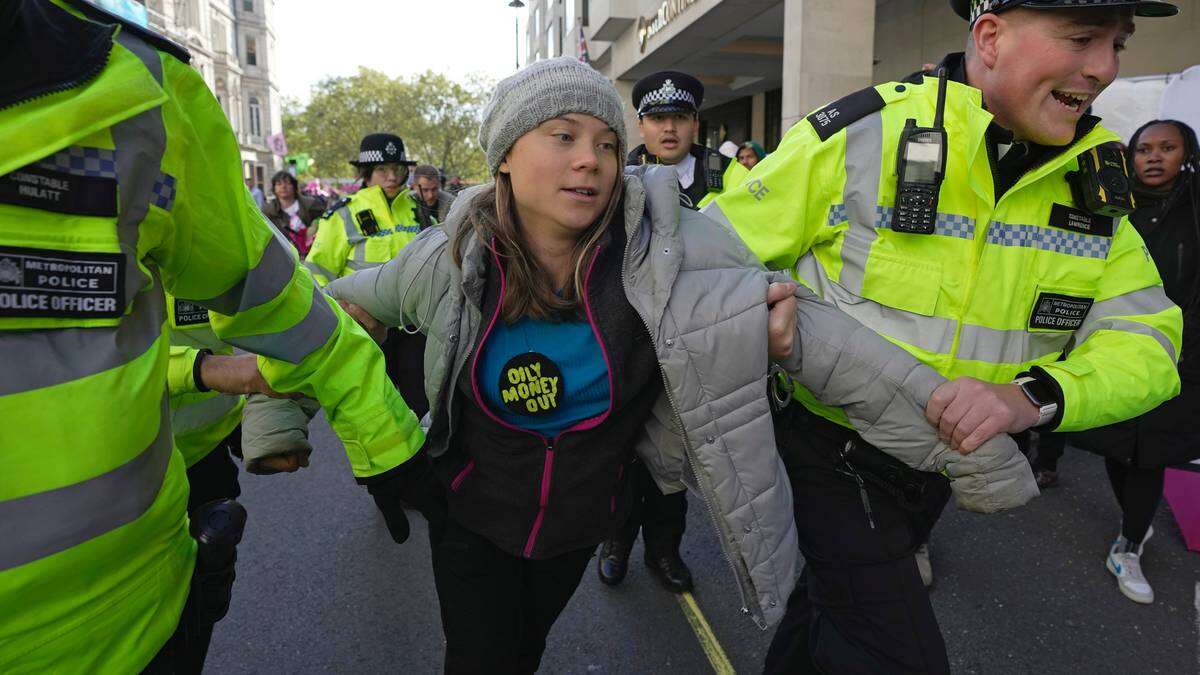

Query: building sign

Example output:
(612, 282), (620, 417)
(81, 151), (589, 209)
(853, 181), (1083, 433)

(637, 0), (700, 53)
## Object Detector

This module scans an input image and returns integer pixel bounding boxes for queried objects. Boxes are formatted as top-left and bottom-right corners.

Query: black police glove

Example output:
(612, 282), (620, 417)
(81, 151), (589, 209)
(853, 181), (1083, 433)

(366, 476), (411, 544)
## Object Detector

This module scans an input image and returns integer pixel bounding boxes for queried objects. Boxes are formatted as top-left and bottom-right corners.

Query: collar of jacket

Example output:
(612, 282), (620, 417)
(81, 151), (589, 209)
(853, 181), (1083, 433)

(351, 184), (417, 224)
(626, 142), (712, 167)
(0, 1), (166, 177)
(437, 166), (681, 320)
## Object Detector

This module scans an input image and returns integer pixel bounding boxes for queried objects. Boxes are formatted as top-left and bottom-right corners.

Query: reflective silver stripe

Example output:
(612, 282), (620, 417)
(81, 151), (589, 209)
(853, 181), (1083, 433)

(986, 219), (1111, 259)
(837, 112), (883, 295)
(225, 285), (337, 363)
(797, 254), (1069, 364)
(340, 206), (360, 241)
(1086, 286), (1177, 321)
(344, 259), (382, 272)
(172, 393), (242, 434)
(1076, 317), (1177, 363)
(0, 285), (165, 396)
(0, 394), (174, 572)
(302, 260), (338, 285)
(116, 30), (163, 83)
(1073, 286), (1179, 361)
(956, 323), (1071, 364)
(194, 233), (297, 315)
(796, 253), (956, 355)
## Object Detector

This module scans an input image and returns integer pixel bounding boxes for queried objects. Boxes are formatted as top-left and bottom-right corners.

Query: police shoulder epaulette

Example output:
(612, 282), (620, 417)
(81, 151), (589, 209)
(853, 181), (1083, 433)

(322, 196), (351, 219)
(66, 0), (192, 64)
(806, 86), (887, 143)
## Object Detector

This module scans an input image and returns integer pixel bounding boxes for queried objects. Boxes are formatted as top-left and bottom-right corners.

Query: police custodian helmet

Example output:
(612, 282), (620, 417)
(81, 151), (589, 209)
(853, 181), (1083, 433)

(631, 71), (704, 118)
(949, 0), (1178, 24)
(349, 132), (417, 167)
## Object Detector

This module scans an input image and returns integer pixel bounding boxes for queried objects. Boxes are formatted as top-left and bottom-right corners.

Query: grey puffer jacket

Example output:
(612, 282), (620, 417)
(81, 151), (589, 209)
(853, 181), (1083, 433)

(317, 165), (1037, 627)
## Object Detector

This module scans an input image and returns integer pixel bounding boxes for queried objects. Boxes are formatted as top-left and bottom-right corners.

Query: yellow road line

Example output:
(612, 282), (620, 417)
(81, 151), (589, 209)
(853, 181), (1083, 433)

(676, 591), (736, 675)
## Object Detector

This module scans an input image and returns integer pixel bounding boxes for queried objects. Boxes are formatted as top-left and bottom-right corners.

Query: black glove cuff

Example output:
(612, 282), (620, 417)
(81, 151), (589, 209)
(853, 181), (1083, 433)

(193, 349), (214, 393)
(1026, 367), (1065, 430)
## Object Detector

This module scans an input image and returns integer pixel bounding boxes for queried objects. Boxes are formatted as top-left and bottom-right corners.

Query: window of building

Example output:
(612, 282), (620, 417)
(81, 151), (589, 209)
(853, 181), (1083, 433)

(246, 36), (257, 66)
(243, 0), (253, 11)
(249, 97), (262, 137)
(557, 17), (563, 56)
(582, 0), (588, 26)
(211, 19), (226, 54)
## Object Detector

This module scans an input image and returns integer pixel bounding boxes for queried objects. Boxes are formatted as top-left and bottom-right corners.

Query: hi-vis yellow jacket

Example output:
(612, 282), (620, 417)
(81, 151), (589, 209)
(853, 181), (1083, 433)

(166, 293), (244, 467)
(708, 75), (1181, 432)
(0, 2), (422, 672)
(304, 184), (423, 286)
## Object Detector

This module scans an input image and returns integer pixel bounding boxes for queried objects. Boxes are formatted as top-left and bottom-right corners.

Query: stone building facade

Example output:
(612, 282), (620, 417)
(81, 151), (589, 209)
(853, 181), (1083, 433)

(140, 0), (283, 192)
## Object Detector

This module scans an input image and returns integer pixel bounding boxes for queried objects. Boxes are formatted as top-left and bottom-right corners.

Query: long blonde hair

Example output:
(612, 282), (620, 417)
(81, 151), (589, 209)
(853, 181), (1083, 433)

(453, 171), (625, 323)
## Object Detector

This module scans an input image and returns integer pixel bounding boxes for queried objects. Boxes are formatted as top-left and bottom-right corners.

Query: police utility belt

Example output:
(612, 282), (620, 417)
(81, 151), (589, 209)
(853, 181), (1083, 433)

(769, 371), (939, 515)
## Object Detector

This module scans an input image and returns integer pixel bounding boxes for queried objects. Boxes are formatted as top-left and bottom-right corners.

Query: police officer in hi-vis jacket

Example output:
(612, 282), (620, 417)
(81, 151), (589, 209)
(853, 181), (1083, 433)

(706, 1), (1183, 672)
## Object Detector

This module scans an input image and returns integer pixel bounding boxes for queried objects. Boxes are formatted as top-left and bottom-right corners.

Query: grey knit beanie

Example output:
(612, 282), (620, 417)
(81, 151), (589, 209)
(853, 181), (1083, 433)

(479, 57), (627, 175)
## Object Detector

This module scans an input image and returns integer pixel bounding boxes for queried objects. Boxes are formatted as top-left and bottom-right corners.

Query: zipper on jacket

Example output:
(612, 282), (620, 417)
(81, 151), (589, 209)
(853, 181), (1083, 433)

(837, 442), (876, 530)
(466, 241), (615, 559)
(619, 219), (763, 626)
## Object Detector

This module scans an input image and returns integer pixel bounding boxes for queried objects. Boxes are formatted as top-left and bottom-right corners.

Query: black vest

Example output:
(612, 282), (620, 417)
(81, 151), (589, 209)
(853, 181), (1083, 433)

(438, 218), (663, 559)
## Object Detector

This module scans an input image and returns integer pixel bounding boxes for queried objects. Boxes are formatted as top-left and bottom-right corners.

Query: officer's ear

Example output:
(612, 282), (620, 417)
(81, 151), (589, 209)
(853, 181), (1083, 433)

(971, 14), (1003, 70)
(498, 156), (511, 175)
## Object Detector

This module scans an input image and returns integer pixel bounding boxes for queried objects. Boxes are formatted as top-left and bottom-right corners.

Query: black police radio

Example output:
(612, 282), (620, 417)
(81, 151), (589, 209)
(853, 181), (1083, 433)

(892, 68), (950, 235)
(1068, 144), (1136, 218)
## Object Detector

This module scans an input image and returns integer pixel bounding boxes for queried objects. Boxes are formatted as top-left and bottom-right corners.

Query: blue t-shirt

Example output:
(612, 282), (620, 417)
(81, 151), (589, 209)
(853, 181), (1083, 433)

(477, 315), (610, 437)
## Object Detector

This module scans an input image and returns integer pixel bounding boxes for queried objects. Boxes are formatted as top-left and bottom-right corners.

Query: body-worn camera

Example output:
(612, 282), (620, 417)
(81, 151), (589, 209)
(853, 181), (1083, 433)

(355, 209), (380, 236)
(1069, 144), (1136, 218)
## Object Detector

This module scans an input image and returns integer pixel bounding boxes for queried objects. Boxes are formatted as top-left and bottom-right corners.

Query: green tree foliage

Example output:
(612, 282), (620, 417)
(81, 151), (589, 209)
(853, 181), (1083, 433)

(283, 69), (491, 182)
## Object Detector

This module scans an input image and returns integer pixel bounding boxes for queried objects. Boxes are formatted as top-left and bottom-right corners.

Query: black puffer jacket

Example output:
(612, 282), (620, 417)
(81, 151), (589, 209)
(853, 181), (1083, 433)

(1074, 177), (1200, 467)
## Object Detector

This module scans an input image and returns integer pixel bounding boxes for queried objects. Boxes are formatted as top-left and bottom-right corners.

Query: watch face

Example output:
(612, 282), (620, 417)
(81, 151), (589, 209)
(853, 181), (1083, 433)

(1022, 378), (1055, 407)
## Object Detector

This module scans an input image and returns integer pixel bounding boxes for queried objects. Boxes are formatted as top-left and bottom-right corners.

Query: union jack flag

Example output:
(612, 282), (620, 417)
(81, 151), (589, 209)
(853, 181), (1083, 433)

(577, 23), (590, 65)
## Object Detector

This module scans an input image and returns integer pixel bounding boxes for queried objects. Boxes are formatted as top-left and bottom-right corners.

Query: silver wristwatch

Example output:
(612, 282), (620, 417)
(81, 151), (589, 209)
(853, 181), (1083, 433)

(1013, 376), (1058, 428)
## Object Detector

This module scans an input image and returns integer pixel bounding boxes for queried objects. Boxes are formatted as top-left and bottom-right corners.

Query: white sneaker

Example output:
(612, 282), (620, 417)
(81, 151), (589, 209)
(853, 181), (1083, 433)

(1106, 535), (1154, 604)
(915, 543), (933, 588)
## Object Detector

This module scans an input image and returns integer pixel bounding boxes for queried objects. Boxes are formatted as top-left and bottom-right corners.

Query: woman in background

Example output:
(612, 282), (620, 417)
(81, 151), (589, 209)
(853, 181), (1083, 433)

(1076, 119), (1200, 605)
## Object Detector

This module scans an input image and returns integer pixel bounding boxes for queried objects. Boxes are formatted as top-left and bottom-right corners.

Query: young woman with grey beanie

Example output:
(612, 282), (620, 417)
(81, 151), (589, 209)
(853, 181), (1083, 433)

(323, 57), (1038, 673)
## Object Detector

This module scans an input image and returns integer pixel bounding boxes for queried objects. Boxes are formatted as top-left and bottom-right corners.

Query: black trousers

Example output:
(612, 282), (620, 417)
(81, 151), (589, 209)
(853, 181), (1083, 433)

(184, 428), (242, 511)
(143, 430), (244, 674)
(1105, 459), (1165, 544)
(618, 459), (688, 551)
(383, 327), (429, 420)
(763, 407), (951, 675)
(430, 518), (593, 674)
(1033, 431), (1068, 473)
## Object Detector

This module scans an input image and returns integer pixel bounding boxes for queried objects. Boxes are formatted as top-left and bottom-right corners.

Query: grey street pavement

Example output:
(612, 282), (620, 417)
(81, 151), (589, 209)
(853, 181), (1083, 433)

(209, 415), (1199, 673)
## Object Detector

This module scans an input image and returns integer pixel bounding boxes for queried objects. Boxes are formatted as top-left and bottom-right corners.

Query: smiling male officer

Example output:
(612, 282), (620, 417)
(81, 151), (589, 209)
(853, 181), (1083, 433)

(707, 1), (1184, 672)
